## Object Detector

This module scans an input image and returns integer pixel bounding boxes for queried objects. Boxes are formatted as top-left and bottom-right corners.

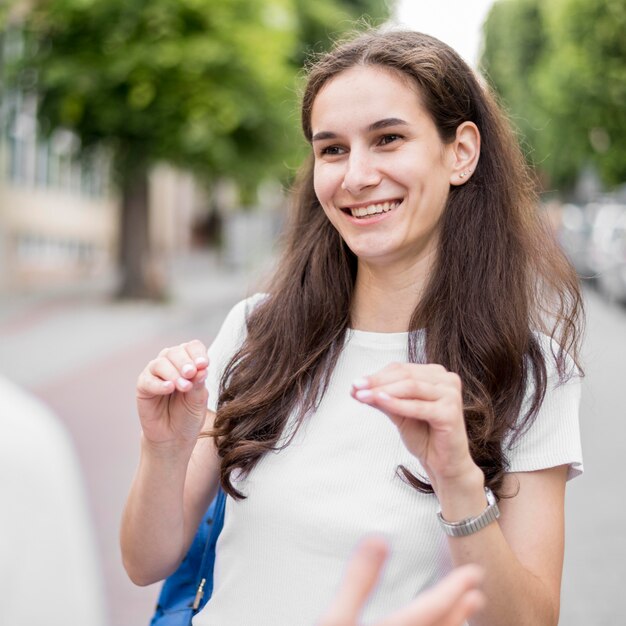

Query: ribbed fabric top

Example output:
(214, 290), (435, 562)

(197, 295), (583, 626)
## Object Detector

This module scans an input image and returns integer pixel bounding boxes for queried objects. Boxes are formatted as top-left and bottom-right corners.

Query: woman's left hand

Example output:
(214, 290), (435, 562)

(351, 363), (478, 486)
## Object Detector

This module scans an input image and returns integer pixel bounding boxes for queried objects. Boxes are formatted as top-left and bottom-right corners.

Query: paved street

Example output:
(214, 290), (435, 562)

(560, 288), (626, 626)
(0, 252), (263, 626)
(0, 260), (624, 626)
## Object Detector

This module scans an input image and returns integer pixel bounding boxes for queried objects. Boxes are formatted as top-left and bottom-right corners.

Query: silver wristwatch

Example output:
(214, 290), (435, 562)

(437, 487), (500, 537)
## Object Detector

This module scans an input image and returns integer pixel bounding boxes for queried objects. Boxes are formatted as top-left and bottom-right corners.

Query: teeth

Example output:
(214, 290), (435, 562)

(350, 200), (400, 218)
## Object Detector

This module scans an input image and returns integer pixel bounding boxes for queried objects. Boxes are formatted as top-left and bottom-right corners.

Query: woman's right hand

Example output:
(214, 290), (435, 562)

(136, 340), (210, 449)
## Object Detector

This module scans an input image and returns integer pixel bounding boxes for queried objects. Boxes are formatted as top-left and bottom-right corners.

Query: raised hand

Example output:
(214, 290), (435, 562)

(319, 537), (484, 626)
(136, 340), (210, 448)
(351, 363), (477, 486)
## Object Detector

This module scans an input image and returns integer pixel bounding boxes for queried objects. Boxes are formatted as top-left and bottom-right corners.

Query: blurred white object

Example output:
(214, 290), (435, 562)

(0, 377), (107, 626)
(558, 203), (596, 278)
(587, 202), (626, 302)
(596, 210), (626, 304)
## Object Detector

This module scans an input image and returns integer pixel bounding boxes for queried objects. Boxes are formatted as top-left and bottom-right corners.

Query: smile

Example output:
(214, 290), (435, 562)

(343, 200), (402, 219)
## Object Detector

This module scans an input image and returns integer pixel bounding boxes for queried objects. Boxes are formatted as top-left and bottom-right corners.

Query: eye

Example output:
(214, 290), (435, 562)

(319, 145), (346, 156)
(378, 133), (403, 146)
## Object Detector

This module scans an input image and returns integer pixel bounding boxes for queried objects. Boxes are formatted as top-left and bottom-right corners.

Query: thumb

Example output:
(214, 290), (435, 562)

(182, 368), (210, 414)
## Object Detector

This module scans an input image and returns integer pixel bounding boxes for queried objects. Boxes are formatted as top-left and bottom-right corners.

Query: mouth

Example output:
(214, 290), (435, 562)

(341, 199), (403, 219)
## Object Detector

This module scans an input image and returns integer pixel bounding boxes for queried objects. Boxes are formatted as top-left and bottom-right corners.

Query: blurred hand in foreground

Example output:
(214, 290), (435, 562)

(319, 537), (484, 626)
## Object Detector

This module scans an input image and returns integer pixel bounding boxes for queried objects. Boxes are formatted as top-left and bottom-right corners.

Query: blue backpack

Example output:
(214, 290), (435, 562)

(149, 488), (226, 626)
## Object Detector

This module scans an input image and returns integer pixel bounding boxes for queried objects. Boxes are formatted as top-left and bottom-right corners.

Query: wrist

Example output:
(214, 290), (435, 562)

(140, 433), (196, 463)
(438, 486), (500, 537)
(434, 464), (487, 522)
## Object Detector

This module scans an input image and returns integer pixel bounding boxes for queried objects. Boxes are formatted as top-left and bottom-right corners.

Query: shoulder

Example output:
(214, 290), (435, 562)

(505, 333), (583, 479)
(532, 331), (581, 382)
(206, 293), (269, 409)
(528, 331), (582, 409)
(220, 292), (270, 334)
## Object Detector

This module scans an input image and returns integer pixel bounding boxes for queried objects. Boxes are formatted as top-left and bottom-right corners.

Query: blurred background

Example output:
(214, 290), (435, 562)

(0, 0), (623, 624)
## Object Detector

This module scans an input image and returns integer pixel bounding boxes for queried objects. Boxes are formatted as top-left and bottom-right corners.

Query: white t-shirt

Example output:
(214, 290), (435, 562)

(196, 295), (583, 626)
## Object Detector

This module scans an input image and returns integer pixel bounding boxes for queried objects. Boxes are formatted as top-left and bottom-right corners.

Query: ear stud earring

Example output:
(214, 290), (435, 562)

(459, 168), (473, 179)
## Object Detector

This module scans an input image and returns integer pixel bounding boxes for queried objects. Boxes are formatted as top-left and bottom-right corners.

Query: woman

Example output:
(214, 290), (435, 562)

(122, 29), (583, 626)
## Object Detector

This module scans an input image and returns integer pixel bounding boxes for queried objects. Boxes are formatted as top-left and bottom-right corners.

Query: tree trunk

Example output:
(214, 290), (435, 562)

(116, 167), (166, 300)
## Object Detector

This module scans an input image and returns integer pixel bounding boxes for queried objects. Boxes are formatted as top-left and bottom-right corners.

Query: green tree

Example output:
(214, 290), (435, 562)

(291, 0), (390, 65)
(482, 0), (626, 191)
(7, 0), (391, 298)
(11, 0), (299, 297)
(480, 0), (547, 159)
(539, 0), (626, 187)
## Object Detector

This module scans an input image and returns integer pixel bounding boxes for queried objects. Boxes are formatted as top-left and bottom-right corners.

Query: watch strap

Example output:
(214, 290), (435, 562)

(437, 487), (500, 537)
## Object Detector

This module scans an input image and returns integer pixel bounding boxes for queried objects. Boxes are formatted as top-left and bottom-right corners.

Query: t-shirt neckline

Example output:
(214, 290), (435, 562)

(345, 327), (423, 349)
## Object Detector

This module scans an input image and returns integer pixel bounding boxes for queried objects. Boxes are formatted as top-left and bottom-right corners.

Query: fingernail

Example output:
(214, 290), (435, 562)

(162, 380), (174, 389)
(195, 357), (208, 367)
(355, 389), (373, 400)
(182, 364), (195, 377)
(352, 378), (369, 390)
(177, 377), (192, 390)
(378, 391), (391, 400)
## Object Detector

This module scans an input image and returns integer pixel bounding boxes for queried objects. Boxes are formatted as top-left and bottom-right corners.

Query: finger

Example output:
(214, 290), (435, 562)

(181, 372), (210, 410)
(353, 379), (442, 403)
(352, 363), (452, 392)
(435, 589), (485, 626)
(378, 591), (484, 626)
(320, 537), (389, 625)
(161, 344), (202, 379)
(137, 371), (176, 398)
(191, 367), (209, 387)
(351, 362), (407, 391)
(377, 565), (484, 626)
(184, 339), (210, 370)
(362, 392), (461, 426)
(148, 357), (194, 392)
(353, 390), (434, 419)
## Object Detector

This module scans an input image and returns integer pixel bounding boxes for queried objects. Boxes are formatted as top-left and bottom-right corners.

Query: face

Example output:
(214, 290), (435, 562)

(311, 65), (457, 269)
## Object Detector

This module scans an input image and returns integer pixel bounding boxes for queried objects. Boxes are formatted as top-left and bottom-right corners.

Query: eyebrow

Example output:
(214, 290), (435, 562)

(311, 117), (409, 142)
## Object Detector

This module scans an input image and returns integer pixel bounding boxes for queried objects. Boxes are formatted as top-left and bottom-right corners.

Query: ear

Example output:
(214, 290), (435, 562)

(448, 121), (480, 186)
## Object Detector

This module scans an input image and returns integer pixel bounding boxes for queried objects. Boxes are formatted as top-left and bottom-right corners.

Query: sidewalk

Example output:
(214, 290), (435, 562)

(0, 251), (269, 389)
(0, 250), (269, 626)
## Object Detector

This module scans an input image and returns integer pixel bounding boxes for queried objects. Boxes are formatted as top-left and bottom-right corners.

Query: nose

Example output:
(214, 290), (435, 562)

(341, 149), (381, 195)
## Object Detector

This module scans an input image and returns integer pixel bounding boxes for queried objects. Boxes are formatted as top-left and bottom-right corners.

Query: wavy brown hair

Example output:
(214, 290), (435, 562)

(210, 29), (584, 500)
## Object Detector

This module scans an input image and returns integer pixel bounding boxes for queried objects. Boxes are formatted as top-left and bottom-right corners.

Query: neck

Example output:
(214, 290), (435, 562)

(351, 251), (436, 332)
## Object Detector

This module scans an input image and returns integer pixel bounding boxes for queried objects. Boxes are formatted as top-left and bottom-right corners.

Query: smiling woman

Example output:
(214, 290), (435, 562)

(122, 28), (585, 626)
(311, 65), (480, 277)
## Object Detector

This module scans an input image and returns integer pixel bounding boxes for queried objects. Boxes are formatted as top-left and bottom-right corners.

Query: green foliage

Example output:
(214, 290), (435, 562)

(291, 0), (390, 65)
(9, 0), (391, 190)
(16, 0), (299, 187)
(541, 0), (626, 186)
(481, 0), (626, 190)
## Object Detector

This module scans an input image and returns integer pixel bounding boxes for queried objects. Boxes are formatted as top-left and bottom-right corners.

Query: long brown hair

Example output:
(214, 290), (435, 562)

(210, 29), (584, 500)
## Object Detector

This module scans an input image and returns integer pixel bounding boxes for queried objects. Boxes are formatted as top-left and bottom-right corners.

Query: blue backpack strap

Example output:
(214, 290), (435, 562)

(150, 488), (226, 626)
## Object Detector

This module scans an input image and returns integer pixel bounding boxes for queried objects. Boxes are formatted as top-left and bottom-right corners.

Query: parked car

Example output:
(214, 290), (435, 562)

(558, 203), (597, 279)
(586, 202), (626, 296)
(595, 209), (626, 304)
(557, 198), (626, 305)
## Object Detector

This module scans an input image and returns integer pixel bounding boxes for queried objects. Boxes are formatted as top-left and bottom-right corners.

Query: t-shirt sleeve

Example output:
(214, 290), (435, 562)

(205, 293), (267, 413)
(505, 339), (584, 480)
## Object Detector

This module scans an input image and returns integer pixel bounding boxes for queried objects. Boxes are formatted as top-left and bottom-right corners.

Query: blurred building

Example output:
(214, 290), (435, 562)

(0, 28), (118, 292)
(0, 28), (206, 294)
